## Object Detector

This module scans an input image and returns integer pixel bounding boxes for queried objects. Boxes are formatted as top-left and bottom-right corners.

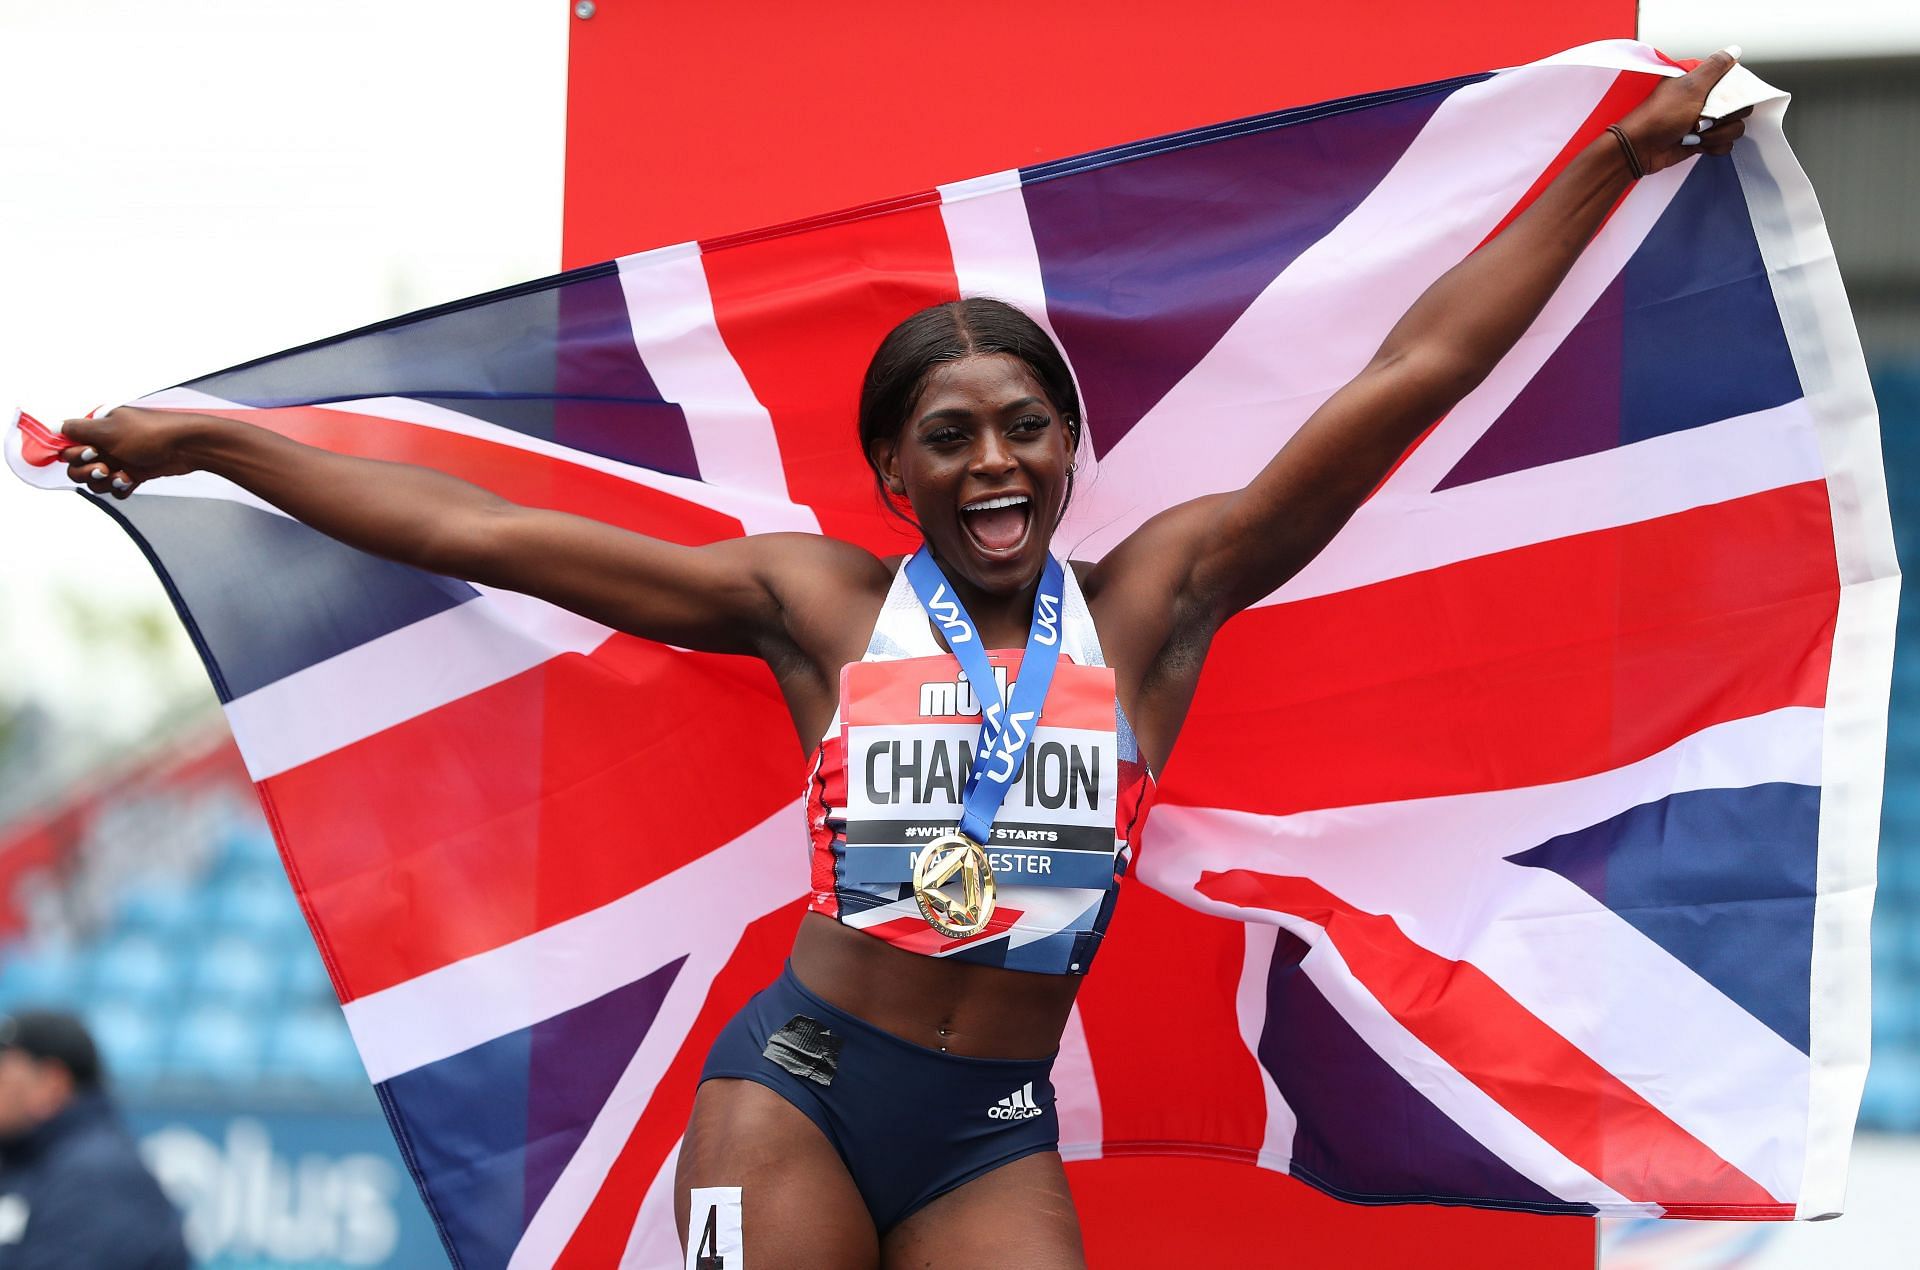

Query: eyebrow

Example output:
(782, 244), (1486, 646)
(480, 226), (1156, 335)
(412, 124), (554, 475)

(914, 396), (1047, 427)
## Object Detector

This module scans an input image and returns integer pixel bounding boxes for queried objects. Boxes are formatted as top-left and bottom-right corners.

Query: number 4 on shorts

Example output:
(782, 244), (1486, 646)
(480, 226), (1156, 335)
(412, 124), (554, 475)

(686, 1187), (742, 1270)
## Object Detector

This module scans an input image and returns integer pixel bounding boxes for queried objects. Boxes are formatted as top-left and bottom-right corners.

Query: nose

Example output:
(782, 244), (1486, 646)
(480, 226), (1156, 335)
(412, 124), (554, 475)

(969, 429), (1016, 477)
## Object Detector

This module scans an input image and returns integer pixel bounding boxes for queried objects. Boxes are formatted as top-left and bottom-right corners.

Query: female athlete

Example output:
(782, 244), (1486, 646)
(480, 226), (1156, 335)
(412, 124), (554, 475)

(57, 54), (1746, 1269)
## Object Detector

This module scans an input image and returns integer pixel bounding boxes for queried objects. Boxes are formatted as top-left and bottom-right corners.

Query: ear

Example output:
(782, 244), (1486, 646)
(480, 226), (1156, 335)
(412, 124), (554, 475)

(871, 439), (906, 496)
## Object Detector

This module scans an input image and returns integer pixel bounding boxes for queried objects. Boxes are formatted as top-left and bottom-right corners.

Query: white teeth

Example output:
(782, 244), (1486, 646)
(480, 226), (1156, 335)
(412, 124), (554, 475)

(964, 495), (1030, 512)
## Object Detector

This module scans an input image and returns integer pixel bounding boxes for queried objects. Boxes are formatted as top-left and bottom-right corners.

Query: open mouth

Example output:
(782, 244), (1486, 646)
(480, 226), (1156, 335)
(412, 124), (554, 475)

(960, 493), (1032, 556)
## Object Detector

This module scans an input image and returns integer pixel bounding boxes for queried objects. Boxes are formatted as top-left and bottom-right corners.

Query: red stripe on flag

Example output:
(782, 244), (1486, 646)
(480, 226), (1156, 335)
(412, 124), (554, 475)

(699, 194), (961, 554)
(186, 405), (744, 545)
(555, 900), (805, 1266)
(1197, 870), (1782, 1211)
(1163, 482), (1838, 818)
(1075, 883), (1270, 1160)
(13, 411), (69, 466)
(262, 641), (799, 1001)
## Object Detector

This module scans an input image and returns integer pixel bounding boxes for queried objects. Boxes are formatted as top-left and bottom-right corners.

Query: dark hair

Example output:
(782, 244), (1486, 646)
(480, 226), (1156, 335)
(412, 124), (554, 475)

(0, 1009), (102, 1090)
(857, 298), (1082, 524)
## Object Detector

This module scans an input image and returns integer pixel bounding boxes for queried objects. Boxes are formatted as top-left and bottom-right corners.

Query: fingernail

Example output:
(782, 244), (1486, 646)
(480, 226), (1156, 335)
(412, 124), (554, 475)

(1725, 44), (1743, 62)
(79, 447), (98, 462)
(1681, 134), (1702, 148)
(92, 466), (108, 479)
(111, 477), (130, 491)
(1696, 118), (1714, 133)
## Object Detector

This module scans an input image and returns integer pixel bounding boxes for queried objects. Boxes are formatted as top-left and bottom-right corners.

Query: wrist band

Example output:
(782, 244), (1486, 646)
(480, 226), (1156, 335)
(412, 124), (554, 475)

(1607, 124), (1647, 180)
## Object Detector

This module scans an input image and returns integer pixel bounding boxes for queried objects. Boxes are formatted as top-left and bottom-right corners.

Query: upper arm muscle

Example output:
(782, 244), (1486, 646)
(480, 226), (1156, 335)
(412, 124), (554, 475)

(456, 507), (875, 660)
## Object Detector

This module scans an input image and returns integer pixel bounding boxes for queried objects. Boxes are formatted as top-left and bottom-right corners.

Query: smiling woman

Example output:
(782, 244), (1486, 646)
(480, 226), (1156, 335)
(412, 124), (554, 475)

(43, 49), (1755, 1269)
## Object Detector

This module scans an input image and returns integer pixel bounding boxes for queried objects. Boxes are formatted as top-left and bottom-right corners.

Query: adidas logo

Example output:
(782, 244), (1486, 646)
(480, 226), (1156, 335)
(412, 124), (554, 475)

(988, 1081), (1044, 1121)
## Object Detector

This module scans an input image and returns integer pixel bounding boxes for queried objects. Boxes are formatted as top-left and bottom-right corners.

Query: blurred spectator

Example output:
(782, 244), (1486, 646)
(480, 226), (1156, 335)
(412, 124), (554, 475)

(0, 1011), (189, 1269)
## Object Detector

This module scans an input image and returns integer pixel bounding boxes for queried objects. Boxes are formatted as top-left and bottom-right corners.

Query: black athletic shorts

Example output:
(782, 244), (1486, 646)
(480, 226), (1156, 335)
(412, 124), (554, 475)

(698, 962), (1060, 1231)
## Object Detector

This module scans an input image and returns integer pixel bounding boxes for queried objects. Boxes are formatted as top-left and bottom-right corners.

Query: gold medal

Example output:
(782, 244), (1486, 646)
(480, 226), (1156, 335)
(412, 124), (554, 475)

(912, 832), (997, 938)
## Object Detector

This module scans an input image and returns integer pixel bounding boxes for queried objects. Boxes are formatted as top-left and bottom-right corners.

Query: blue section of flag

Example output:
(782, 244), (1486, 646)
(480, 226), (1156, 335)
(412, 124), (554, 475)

(1257, 928), (1588, 1214)
(1620, 157), (1803, 440)
(1441, 156), (1803, 489)
(1021, 79), (1472, 458)
(1506, 782), (1820, 1053)
(523, 957), (686, 1228)
(96, 494), (475, 701)
(186, 266), (703, 478)
(379, 958), (685, 1269)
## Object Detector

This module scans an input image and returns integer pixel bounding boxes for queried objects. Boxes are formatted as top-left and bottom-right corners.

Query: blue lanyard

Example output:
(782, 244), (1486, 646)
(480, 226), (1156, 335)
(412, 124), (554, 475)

(902, 547), (1067, 846)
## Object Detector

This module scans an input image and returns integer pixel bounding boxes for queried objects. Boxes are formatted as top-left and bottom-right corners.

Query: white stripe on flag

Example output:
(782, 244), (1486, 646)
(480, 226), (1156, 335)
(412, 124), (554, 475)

(224, 584), (615, 780)
(1237, 922), (1298, 1173)
(343, 798), (802, 1082)
(1144, 706), (1823, 1203)
(1059, 61), (1634, 559)
(1269, 398), (1825, 606)
(1737, 84), (1896, 1219)
(615, 242), (821, 534)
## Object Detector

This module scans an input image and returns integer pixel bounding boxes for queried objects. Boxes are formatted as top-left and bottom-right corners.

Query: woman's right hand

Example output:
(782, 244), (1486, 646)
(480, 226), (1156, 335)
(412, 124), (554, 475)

(59, 407), (217, 499)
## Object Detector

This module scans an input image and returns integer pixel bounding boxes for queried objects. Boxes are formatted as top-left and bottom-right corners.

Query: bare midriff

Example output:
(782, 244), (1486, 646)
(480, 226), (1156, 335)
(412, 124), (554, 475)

(790, 913), (1080, 1060)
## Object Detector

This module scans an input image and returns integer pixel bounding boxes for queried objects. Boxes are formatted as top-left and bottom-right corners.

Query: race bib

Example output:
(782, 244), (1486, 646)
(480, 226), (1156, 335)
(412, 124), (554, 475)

(839, 651), (1119, 889)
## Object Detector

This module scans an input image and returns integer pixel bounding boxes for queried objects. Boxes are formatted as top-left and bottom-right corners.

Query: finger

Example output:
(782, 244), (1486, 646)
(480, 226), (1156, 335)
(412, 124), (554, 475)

(58, 444), (100, 464)
(1699, 117), (1747, 147)
(1684, 46), (1742, 93)
(70, 460), (113, 491)
(108, 470), (138, 499)
(61, 415), (109, 448)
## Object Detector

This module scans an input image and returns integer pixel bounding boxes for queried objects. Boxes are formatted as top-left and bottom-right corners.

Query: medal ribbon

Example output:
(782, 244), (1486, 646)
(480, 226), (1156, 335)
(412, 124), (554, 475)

(902, 547), (1066, 847)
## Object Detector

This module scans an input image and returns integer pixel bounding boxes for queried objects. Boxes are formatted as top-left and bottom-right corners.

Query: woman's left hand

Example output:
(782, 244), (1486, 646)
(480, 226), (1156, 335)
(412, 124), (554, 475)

(1616, 48), (1753, 176)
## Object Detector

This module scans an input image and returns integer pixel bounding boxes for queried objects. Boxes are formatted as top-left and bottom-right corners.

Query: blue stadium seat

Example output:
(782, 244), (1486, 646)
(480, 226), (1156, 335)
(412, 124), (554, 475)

(1881, 792), (1920, 850)
(1871, 973), (1916, 1047)
(190, 936), (282, 1009)
(281, 944), (337, 1005)
(0, 942), (84, 1007)
(1862, 1048), (1920, 1133)
(113, 882), (203, 942)
(1885, 846), (1920, 898)
(169, 1005), (264, 1084)
(209, 870), (304, 942)
(264, 1007), (366, 1087)
(216, 826), (282, 872)
(89, 934), (181, 1007)
(1900, 909), (1920, 972)
(85, 999), (166, 1087)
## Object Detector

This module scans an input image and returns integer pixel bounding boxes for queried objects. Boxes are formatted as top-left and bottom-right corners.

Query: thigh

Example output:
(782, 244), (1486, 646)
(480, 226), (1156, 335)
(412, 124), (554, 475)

(677, 1077), (879, 1270)
(879, 1151), (1086, 1270)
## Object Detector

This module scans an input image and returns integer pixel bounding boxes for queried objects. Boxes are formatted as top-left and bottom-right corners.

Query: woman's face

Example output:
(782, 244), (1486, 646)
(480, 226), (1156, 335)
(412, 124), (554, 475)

(875, 352), (1074, 596)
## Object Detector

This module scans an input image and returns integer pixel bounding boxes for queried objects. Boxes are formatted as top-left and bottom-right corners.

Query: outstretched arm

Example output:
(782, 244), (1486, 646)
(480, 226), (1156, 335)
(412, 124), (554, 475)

(1095, 50), (1751, 633)
(58, 409), (875, 658)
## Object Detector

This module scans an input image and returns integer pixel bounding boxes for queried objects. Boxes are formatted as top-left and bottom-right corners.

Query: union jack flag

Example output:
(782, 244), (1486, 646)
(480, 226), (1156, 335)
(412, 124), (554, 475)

(6, 40), (1892, 1265)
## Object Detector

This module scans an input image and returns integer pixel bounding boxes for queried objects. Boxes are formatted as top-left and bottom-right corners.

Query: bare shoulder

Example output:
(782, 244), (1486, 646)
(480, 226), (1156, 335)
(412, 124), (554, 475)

(1077, 494), (1228, 610)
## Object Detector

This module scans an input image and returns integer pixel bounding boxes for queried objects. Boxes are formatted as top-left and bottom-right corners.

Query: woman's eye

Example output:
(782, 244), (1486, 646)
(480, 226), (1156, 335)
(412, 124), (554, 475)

(1013, 415), (1049, 434)
(927, 428), (965, 445)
